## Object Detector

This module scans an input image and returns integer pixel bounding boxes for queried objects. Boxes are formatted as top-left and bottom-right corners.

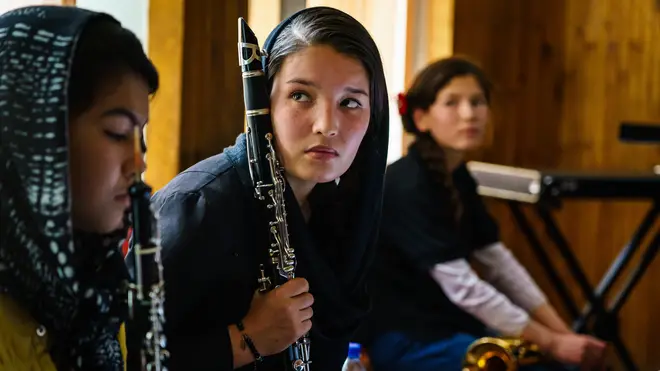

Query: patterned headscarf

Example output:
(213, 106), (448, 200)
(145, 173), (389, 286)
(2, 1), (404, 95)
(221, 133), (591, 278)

(0, 6), (130, 370)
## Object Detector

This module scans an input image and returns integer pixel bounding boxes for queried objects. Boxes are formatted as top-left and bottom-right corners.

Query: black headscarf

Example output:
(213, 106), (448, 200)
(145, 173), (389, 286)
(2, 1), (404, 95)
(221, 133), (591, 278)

(0, 6), (130, 370)
(230, 6), (390, 339)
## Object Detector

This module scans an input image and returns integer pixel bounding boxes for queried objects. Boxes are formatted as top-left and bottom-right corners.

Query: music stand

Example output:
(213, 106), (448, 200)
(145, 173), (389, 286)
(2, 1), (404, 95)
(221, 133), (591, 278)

(619, 122), (660, 144)
(571, 123), (659, 369)
(467, 122), (659, 371)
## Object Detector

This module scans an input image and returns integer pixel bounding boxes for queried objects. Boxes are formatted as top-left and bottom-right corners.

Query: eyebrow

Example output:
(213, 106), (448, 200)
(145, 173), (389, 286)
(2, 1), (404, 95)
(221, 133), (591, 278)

(443, 92), (486, 100)
(287, 78), (369, 97)
(445, 90), (485, 97)
(101, 107), (147, 128)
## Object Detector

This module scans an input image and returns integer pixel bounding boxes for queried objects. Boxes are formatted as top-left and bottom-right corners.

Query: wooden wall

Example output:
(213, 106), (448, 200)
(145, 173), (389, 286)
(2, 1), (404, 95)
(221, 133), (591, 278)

(247, 0), (283, 52)
(145, 0), (249, 190)
(439, 0), (659, 369)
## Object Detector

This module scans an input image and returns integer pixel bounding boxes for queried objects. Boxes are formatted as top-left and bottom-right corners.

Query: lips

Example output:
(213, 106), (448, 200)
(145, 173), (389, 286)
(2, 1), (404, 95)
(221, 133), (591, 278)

(114, 194), (130, 208)
(305, 145), (338, 156)
(462, 127), (481, 136)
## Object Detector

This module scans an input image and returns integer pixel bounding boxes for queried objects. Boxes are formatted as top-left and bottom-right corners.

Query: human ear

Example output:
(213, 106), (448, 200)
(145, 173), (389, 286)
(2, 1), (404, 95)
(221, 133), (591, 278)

(413, 108), (428, 132)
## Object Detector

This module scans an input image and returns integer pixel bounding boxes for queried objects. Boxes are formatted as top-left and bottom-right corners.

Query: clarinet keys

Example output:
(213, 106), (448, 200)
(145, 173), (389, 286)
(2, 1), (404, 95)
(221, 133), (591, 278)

(238, 17), (312, 370)
(126, 125), (169, 371)
(258, 265), (272, 292)
(289, 336), (312, 371)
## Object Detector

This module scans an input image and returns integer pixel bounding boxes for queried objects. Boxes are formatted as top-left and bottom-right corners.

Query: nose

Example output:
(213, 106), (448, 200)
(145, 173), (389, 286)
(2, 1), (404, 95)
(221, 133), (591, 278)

(136, 154), (147, 174)
(458, 100), (477, 120)
(312, 102), (338, 137)
(123, 141), (147, 181)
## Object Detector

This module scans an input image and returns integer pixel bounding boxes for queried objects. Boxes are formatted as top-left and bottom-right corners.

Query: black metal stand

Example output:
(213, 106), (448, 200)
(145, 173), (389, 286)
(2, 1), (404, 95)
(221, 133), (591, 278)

(506, 198), (659, 371)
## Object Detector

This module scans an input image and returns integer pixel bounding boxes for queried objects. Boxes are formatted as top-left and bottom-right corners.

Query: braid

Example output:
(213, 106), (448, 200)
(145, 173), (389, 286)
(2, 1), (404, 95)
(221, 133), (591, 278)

(412, 134), (463, 225)
(397, 57), (492, 225)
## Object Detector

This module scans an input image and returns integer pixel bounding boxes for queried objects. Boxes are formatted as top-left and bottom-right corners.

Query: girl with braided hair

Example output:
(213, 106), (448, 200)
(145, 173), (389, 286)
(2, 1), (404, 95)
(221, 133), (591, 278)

(357, 56), (606, 371)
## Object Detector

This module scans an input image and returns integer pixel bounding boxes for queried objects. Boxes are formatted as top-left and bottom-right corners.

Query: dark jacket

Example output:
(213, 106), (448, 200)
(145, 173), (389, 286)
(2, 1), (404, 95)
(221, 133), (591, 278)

(357, 145), (501, 344)
(134, 124), (389, 370)
(132, 121), (388, 370)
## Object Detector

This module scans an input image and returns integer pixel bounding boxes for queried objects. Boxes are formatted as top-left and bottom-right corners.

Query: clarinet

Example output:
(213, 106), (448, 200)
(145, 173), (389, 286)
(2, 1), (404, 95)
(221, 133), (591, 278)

(126, 126), (169, 371)
(237, 17), (312, 371)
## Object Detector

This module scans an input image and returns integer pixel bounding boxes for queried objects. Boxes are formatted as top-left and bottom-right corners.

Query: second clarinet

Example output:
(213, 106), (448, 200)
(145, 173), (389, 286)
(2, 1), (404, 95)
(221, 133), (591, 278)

(237, 17), (312, 371)
(126, 127), (169, 371)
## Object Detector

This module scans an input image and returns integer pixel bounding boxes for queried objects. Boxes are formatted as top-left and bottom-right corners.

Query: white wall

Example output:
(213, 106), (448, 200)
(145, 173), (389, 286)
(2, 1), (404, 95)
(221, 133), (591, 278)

(0, 0), (61, 14)
(385, 0), (407, 164)
(0, 1), (149, 51)
(363, 0), (407, 164)
(75, 0), (149, 51)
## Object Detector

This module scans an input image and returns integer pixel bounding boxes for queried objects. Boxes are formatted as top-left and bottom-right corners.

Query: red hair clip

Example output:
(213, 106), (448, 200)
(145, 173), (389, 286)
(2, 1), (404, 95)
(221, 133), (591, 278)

(396, 93), (408, 116)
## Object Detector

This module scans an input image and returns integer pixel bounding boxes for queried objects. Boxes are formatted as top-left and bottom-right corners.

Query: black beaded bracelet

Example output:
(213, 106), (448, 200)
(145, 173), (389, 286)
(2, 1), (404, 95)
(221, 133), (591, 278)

(237, 321), (263, 363)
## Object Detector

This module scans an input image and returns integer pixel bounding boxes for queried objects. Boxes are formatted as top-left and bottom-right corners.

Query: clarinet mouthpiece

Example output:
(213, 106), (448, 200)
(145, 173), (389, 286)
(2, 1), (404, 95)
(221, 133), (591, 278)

(238, 17), (262, 72)
(238, 16), (258, 44)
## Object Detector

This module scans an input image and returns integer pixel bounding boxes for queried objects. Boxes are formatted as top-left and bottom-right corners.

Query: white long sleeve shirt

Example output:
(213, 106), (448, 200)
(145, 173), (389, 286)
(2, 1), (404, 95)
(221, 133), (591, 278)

(430, 242), (547, 336)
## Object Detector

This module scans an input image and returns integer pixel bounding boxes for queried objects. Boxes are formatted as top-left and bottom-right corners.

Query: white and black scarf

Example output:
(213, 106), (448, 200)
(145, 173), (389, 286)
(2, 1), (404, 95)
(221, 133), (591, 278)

(0, 6), (129, 370)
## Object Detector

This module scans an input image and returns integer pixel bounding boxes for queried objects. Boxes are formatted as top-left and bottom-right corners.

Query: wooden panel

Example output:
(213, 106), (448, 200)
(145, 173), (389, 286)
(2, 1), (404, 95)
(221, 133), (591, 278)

(449, 0), (660, 369)
(304, 0), (404, 58)
(145, 0), (248, 190)
(248, 0), (282, 46)
(401, 0), (456, 155)
(178, 0), (248, 172)
(145, 0), (184, 191)
(425, 0), (455, 63)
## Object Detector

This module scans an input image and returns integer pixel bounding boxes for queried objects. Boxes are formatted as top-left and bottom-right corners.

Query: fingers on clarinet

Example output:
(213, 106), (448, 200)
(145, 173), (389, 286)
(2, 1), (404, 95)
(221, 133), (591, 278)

(298, 292), (314, 308)
(276, 278), (309, 297)
(299, 306), (314, 321)
(301, 319), (313, 334)
(291, 278), (310, 295)
(288, 293), (314, 315)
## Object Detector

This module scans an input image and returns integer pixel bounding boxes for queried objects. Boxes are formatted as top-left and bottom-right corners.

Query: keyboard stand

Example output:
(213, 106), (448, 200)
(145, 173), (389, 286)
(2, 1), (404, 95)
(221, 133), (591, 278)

(505, 198), (658, 371)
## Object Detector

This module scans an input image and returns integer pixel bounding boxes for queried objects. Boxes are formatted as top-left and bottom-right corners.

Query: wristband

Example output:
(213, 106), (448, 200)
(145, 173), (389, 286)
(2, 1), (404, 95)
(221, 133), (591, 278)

(237, 321), (264, 363)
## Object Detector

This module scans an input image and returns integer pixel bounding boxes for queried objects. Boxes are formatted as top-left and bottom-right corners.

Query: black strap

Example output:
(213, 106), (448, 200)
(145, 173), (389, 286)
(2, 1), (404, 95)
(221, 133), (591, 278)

(237, 321), (264, 364)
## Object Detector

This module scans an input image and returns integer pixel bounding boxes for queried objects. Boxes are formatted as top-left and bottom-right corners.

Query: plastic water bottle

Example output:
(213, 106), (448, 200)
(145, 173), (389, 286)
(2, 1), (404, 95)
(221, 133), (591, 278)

(342, 342), (367, 371)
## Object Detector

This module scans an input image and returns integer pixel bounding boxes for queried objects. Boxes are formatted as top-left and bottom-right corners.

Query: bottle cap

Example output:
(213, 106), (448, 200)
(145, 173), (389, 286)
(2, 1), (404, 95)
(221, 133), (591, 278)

(347, 342), (361, 359)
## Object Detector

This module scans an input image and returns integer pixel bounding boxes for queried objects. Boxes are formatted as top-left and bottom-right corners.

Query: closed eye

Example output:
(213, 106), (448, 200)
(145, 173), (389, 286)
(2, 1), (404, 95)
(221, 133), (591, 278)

(104, 130), (128, 142)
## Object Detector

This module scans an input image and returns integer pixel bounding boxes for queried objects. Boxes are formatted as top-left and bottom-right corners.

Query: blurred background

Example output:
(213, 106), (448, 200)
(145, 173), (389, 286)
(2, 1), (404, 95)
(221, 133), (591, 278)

(2, 1), (658, 370)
